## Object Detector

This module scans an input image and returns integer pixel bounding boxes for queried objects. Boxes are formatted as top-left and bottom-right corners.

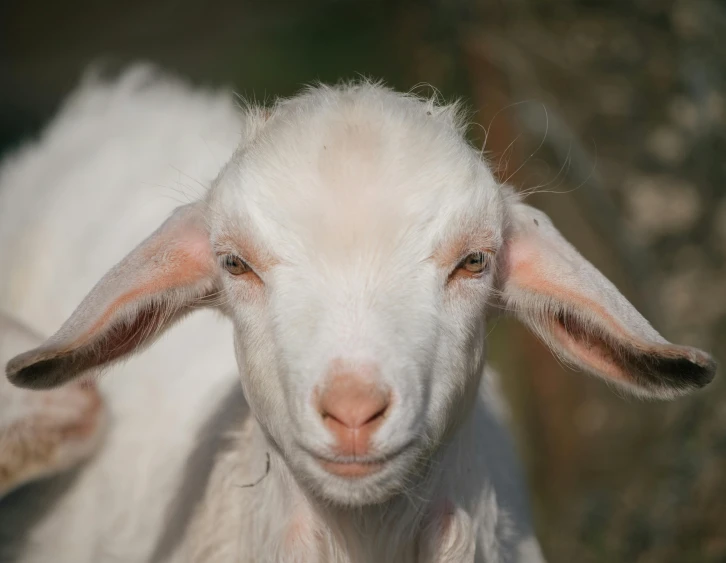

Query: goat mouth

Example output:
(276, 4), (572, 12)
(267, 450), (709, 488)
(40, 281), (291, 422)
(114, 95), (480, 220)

(317, 458), (384, 478)
(305, 441), (415, 480)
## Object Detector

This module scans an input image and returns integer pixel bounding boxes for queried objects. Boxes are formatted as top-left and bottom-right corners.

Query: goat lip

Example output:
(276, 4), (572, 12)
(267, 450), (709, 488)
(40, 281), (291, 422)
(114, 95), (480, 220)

(316, 458), (385, 478)
(304, 440), (416, 479)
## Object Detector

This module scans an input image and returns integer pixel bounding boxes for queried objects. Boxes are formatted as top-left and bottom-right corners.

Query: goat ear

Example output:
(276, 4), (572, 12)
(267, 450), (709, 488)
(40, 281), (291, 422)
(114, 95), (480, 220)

(497, 201), (716, 399)
(6, 202), (220, 390)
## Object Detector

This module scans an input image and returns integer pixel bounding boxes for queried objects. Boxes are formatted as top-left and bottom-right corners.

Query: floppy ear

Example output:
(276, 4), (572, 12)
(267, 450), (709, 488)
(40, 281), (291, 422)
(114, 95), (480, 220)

(497, 200), (717, 399)
(6, 202), (220, 390)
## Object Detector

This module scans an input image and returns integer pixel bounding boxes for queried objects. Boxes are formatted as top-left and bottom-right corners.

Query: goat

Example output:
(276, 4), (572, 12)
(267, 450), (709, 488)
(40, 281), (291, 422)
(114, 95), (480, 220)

(1, 66), (716, 563)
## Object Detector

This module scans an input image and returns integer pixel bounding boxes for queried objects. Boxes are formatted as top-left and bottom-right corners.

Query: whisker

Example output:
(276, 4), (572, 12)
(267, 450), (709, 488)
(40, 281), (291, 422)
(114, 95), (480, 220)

(502, 103), (549, 186)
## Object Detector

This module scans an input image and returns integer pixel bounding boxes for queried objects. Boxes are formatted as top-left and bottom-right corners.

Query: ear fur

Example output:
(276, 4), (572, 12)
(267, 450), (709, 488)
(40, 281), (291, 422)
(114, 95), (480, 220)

(6, 202), (219, 389)
(497, 199), (716, 399)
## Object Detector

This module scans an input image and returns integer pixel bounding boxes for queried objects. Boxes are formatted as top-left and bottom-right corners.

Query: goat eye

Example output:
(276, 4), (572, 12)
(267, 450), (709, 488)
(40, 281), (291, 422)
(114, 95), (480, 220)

(222, 255), (249, 276)
(459, 252), (490, 275)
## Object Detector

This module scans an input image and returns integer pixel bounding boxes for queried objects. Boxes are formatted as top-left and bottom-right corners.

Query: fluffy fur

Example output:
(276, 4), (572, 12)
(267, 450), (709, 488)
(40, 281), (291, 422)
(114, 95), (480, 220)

(0, 66), (714, 562)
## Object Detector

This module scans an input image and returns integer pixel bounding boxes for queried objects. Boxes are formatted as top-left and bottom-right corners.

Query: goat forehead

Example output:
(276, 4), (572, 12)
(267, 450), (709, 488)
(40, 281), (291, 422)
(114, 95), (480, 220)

(211, 86), (504, 265)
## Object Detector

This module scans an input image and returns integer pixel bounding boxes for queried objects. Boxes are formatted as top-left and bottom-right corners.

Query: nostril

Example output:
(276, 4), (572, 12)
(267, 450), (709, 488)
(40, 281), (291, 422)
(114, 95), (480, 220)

(317, 375), (391, 430)
(320, 409), (343, 426)
(319, 394), (390, 430)
(362, 403), (388, 426)
(322, 400), (389, 431)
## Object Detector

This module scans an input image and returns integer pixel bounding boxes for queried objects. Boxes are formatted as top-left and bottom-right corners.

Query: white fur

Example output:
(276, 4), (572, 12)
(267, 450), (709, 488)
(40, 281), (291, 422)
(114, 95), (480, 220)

(1, 66), (713, 562)
(0, 66), (242, 562)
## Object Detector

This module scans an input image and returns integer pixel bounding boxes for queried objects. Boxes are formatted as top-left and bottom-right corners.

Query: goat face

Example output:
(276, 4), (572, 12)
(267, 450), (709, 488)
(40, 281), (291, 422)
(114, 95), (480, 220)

(207, 86), (504, 504)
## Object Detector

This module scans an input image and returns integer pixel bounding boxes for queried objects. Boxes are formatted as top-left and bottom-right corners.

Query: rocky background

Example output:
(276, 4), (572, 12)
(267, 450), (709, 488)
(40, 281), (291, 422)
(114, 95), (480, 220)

(2, 0), (724, 560)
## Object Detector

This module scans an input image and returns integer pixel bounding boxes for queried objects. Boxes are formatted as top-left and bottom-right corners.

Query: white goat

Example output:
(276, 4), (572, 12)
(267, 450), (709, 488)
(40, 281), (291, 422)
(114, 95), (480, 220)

(0, 67), (716, 563)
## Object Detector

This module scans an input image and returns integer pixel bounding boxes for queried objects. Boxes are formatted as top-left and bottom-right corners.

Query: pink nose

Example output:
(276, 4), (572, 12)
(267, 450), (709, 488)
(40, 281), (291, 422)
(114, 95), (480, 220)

(317, 371), (391, 457)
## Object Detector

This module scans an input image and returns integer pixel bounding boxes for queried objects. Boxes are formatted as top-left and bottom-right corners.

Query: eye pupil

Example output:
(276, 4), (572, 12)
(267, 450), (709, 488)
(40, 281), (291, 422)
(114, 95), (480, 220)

(223, 255), (248, 275)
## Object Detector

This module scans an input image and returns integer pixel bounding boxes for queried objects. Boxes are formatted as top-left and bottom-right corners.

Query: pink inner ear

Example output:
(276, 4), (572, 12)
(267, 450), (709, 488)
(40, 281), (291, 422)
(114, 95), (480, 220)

(503, 230), (716, 396)
(508, 236), (651, 383)
(550, 310), (635, 385)
(507, 236), (636, 338)
(69, 242), (216, 352)
(6, 203), (220, 390)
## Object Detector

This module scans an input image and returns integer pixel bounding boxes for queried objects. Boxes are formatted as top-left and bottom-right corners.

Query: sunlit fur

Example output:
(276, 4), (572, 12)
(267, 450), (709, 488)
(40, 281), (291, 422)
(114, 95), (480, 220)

(1, 66), (713, 562)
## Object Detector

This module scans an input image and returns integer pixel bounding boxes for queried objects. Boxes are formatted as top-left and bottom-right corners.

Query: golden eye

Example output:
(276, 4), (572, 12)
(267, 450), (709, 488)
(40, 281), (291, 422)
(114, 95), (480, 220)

(459, 252), (490, 275)
(222, 255), (250, 276)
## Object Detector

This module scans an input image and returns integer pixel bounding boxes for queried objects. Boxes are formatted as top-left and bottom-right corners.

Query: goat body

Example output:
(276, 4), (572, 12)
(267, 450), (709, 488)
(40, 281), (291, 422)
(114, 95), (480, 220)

(0, 67), (714, 562)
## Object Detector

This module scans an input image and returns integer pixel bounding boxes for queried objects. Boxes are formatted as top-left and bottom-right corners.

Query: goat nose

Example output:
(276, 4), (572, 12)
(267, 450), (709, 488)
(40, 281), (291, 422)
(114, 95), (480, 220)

(317, 373), (391, 457)
(320, 379), (390, 429)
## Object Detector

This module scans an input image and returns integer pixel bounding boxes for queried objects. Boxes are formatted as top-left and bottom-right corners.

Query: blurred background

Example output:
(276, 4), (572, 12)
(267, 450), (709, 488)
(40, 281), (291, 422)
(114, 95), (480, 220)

(1, 0), (724, 560)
